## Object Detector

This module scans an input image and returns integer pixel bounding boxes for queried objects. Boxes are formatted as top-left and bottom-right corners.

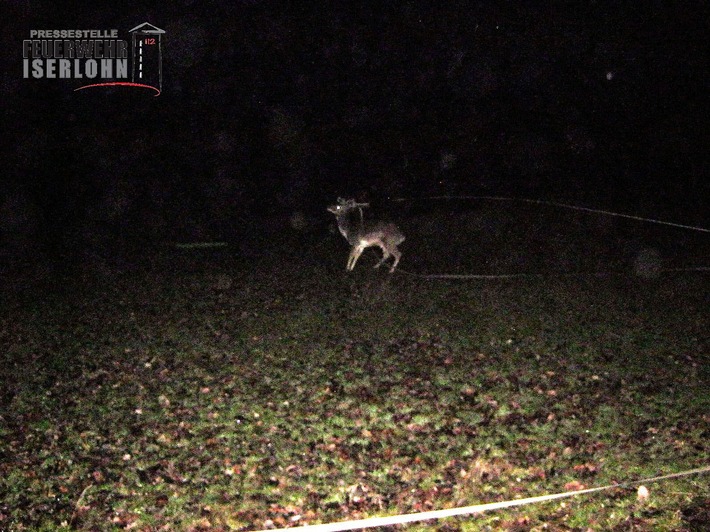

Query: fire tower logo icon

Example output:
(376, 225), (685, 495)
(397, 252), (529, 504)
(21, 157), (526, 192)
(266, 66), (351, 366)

(22, 21), (165, 96)
(129, 22), (165, 93)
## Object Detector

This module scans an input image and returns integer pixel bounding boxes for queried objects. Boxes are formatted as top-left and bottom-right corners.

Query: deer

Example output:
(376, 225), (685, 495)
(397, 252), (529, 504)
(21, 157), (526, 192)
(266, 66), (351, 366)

(327, 198), (405, 273)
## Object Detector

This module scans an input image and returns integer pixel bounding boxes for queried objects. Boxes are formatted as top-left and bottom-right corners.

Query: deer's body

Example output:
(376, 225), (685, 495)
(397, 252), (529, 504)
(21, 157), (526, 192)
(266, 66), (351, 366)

(328, 199), (405, 273)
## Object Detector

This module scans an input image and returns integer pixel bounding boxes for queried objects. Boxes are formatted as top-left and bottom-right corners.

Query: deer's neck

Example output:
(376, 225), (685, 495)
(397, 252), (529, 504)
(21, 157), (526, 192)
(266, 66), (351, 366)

(335, 212), (361, 245)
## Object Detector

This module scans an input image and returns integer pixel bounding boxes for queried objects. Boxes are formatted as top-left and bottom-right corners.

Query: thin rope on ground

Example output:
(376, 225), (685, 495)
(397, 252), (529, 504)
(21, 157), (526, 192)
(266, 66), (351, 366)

(257, 465), (710, 532)
(386, 195), (708, 278)
(393, 195), (710, 233)
(395, 266), (710, 280)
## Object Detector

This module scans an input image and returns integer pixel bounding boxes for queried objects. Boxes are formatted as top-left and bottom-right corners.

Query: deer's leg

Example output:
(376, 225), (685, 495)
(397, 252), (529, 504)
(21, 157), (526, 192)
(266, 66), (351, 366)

(348, 245), (365, 271)
(374, 245), (391, 269)
(389, 247), (402, 273)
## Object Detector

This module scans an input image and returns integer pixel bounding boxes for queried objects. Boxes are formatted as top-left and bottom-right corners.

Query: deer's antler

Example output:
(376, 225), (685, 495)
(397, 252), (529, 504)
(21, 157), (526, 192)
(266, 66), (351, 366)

(335, 197), (370, 209)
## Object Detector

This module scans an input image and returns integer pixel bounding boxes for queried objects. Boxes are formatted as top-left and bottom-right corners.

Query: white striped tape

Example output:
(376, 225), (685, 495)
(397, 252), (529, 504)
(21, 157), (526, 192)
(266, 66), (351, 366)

(256, 465), (710, 531)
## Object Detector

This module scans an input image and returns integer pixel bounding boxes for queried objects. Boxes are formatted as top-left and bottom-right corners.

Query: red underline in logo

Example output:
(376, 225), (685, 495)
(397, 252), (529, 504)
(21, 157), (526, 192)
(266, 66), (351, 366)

(73, 81), (161, 96)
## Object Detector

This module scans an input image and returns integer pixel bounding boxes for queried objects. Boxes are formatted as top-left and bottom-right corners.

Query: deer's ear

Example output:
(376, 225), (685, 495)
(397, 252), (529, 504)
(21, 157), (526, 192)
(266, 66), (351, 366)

(337, 197), (345, 204)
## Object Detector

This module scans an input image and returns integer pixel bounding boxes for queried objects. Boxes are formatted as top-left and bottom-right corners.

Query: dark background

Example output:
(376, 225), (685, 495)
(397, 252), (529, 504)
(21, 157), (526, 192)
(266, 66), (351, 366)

(1, 1), (708, 271)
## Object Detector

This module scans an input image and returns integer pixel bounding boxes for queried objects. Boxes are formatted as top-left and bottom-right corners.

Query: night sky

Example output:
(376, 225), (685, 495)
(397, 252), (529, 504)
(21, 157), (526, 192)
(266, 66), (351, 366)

(2, 1), (708, 267)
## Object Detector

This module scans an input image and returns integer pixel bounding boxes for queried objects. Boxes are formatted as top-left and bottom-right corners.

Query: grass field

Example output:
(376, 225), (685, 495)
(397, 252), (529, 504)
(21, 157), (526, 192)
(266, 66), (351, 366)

(1, 206), (709, 530)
